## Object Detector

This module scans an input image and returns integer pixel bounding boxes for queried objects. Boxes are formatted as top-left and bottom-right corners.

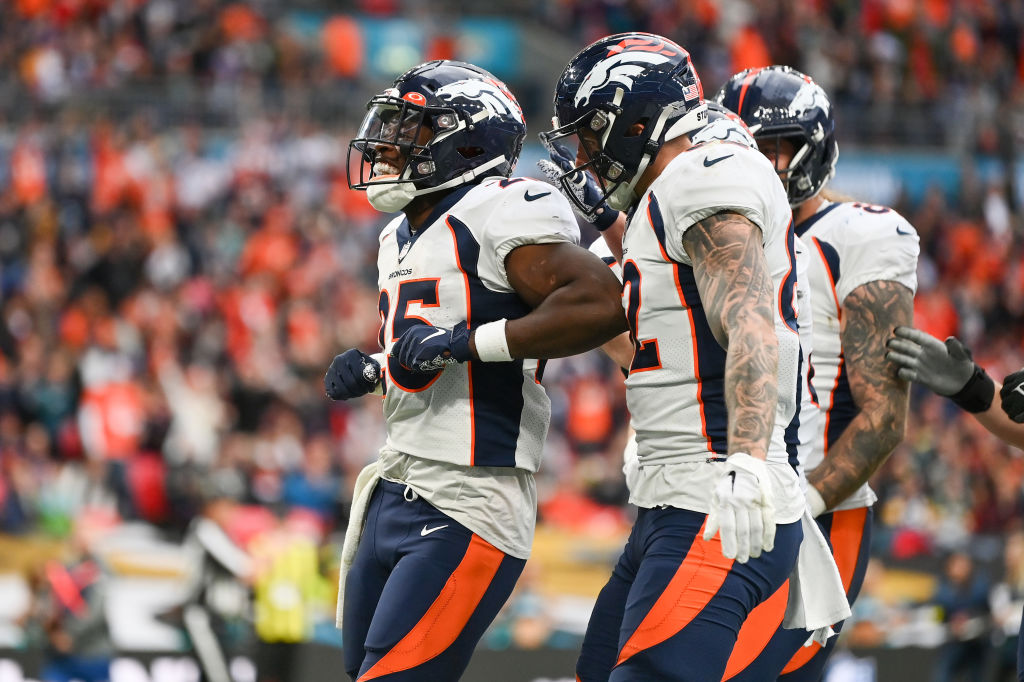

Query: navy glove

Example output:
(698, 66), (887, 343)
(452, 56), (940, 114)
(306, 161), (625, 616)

(537, 136), (620, 231)
(1001, 369), (1024, 423)
(325, 349), (382, 400)
(392, 322), (471, 373)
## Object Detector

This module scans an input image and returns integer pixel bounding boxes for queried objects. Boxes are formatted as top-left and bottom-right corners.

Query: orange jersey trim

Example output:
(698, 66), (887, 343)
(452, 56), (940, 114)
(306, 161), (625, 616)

(446, 216), (477, 464)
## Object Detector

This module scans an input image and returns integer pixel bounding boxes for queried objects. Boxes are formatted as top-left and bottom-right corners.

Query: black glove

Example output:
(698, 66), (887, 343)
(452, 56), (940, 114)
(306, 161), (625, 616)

(1000, 369), (1024, 423)
(325, 349), (382, 400)
(392, 322), (471, 373)
(886, 327), (974, 395)
(537, 136), (620, 231)
(886, 327), (994, 413)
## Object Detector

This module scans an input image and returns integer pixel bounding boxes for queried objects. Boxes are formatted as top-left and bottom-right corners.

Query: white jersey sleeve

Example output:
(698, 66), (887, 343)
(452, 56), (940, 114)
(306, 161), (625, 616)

(655, 144), (782, 265)
(475, 177), (580, 291)
(833, 206), (920, 303)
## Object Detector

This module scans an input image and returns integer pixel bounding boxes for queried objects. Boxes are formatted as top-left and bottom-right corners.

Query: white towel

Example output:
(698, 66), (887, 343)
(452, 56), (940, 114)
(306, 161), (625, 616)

(336, 461), (381, 628)
(782, 507), (852, 646)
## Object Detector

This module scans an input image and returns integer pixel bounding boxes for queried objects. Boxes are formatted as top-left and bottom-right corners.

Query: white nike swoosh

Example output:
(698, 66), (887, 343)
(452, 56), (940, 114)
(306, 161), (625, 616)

(419, 329), (446, 344)
(421, 524), (448, 536)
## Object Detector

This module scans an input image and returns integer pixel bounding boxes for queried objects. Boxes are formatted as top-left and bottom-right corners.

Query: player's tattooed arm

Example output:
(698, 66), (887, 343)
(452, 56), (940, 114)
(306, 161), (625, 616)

(807, 280), (913, 509)
(682, 211), (778, 461)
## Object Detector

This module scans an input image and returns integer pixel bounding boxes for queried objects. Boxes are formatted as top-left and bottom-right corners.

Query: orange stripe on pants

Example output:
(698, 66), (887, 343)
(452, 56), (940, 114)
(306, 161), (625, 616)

(722, 579), (790, 679)
(779, 507), (868, 675)
(358, 535), (504, 680)
(616, 521), (734, 667)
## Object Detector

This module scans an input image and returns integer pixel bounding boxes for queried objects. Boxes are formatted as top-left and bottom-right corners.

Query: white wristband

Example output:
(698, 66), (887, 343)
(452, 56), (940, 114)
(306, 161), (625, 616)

(805, 485), (827, 518)
(473, 319), (513, 362)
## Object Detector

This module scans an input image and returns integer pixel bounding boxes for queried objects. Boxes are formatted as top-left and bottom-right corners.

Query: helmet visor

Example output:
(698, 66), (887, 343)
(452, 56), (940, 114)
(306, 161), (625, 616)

(349, 96), (434, 190)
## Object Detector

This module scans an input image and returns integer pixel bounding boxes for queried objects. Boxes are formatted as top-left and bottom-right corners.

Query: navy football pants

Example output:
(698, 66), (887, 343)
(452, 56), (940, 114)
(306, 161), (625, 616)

(342, 479), (525, 681)
(576, 506), (802, 682)
(724, 507), (872, 681)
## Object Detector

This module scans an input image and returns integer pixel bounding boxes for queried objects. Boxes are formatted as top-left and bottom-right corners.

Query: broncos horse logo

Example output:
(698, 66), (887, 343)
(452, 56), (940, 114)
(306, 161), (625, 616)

(435, 79), (524, 124)
(788, 79), (831, 117)
(574, 36), (688, 108)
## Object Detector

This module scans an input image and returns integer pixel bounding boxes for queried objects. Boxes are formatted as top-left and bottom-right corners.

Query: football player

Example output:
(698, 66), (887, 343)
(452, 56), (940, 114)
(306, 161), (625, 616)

(717, 66), (920, 680)
(325, 60), (625, 682)
(885, 328), (1024, 680)
(542, 34), (810, 681)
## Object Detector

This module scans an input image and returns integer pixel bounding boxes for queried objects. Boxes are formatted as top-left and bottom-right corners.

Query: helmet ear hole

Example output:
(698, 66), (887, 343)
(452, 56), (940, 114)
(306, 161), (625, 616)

(457, 146), (484, 159)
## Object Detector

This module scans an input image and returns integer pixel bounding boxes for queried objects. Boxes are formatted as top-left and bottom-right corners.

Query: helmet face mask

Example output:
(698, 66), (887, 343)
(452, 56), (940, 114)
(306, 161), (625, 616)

(543, 33), (708, 214)
(715, 66), (838, 207)
(350, 95), (438, 187)
(348, 60), (526, 211)
(540, 106), (639, 217)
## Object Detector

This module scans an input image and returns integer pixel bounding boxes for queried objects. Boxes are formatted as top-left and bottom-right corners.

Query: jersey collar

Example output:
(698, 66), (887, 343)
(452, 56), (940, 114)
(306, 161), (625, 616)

(794, 201), (840, 238)
(396, 184), (477, 258)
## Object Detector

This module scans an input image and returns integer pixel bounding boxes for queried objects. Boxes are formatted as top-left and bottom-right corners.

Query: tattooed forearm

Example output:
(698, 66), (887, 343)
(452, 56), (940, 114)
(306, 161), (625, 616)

(808, 279), (914, 509)
(683, 211), (778, 459)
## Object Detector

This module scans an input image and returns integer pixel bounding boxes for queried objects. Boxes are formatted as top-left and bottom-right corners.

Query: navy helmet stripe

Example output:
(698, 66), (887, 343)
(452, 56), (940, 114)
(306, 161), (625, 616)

(447, 215), (531, 467)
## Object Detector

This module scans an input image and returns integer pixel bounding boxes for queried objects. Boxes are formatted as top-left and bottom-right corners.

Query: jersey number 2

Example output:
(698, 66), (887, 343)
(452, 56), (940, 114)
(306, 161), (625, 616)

(622, 261), (662, 373)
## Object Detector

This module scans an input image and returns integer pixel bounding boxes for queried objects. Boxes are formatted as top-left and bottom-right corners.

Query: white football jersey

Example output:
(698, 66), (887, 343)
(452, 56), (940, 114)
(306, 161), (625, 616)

(621, 142), (804, 521)
(798, 200), (920, 510)
(376, 176), (579, 473)
(794, 236), (821, 487)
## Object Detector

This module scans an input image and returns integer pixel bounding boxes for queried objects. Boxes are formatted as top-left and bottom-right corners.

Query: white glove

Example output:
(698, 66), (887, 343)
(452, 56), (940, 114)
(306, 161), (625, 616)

(805, 485), (827, 518)
(703, 453), (775, 563)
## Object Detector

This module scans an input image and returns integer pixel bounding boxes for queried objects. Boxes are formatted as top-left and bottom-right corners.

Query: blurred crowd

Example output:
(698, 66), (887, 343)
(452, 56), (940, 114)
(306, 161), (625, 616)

(538, 0), (1024, 155)
(0, 0), (1022, 679)
(3, 0), (1024, 154)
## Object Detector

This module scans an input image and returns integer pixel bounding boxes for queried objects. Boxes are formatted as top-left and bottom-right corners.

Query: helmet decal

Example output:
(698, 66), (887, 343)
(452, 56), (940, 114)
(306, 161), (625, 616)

(786, 80), (830, 119)
(435, 79), (523, 123)
(575, 52), (674, 108)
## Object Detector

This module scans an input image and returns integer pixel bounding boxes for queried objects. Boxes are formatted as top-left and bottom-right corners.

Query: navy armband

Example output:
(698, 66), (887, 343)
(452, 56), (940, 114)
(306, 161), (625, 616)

(950, 364), (995, 414)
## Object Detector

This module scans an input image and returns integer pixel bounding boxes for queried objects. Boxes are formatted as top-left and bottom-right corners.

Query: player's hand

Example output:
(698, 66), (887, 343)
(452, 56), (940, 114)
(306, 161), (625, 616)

(703, 453), (775, 563)
(392, 322), (471, 373)
(537, 135), (620, 231)
(886, 327), (974, 396)
(1001, 369), (1024, 423)
(805, 484), (827, 518)
(325, 349), (382, 400)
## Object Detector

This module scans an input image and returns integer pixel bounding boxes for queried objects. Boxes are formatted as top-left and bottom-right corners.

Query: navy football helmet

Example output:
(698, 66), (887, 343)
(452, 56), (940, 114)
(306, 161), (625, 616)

(690, 101), (757, 149)
(541, 33), (707, 217)
(716, 65), (838, 207)
(348, 60), (526, 210)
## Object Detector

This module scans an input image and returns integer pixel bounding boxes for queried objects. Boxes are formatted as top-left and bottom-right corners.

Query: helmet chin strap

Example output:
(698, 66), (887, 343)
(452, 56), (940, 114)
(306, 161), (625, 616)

(366, 155), (508, 213)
